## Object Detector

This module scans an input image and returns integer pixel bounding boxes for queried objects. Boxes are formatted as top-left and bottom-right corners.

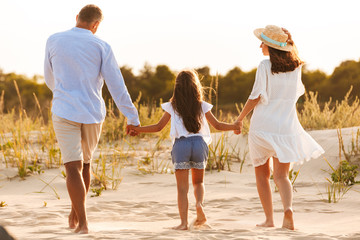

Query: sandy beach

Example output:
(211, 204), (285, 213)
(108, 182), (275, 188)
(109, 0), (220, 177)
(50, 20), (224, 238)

(1, 127), (360, 240)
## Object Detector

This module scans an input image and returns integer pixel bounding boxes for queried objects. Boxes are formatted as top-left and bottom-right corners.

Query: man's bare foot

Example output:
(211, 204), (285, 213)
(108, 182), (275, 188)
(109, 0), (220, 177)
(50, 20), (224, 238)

(74, 222), (88, 234)
(282, 208), (294, 230)
(256, 220), (275, 228)
(68, 210), (78, 229)
(172, 224), (188, 230)
(194, 203), (207, 226)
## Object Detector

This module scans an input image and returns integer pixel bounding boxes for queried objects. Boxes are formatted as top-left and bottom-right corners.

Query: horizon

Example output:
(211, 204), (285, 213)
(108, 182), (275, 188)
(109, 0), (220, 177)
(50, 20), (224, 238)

(1, 0), (359, 78)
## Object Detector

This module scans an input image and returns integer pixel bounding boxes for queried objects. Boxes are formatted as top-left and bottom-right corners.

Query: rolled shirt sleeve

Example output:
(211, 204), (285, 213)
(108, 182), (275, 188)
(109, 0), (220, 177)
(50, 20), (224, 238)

(100, 45), (140, 126)
(249, 61), (269, 105)
(44, 39), (55, 91)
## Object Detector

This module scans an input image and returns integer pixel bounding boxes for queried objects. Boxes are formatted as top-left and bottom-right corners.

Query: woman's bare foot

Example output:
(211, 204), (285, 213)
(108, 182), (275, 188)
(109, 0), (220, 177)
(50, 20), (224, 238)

(256, 220), (275, 228)
(74, 222), (88, 234)
(194, 203), (207, 226)
(172, 224), (188, 230)
(282, 208), (294, 230)
(68, 210), (78, 229)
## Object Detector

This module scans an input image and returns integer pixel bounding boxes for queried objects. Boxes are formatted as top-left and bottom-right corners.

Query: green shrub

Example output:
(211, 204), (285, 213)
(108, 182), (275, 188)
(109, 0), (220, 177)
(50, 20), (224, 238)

(331, 160), (358, 186)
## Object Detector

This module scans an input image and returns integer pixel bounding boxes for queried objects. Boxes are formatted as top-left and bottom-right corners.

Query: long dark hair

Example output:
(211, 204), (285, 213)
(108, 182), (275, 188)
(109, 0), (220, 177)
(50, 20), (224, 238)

(170, 70), (203, 133)
(268, 30), (304, 74)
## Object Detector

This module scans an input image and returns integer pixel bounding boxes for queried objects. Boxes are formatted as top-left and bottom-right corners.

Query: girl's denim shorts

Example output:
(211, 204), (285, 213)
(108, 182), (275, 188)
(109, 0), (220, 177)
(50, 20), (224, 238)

(171, 136), (209, 170)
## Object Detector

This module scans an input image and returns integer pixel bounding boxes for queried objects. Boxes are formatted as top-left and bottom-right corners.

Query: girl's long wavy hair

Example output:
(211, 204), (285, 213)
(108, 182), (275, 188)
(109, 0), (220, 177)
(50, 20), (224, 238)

(268, 30), (304, 74)
(170, 70), (203, 133)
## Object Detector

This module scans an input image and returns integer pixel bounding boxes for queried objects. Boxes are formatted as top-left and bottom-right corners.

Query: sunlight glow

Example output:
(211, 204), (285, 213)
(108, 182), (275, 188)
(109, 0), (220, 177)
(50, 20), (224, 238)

(1, 0), (359, 77)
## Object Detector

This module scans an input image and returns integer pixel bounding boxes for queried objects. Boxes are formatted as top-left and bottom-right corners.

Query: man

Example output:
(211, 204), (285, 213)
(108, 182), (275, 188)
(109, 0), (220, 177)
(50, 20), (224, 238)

(44, 4), (139, 234)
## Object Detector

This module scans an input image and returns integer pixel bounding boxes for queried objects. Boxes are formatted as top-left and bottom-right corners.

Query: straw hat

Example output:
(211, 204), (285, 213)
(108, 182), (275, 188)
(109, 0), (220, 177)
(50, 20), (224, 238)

(254, 25), (293, 52)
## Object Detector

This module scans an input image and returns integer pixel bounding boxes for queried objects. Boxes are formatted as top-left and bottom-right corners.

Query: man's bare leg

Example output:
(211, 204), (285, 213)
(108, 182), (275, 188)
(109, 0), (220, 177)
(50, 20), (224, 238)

(68, 163), (91, 229)
(82, 163), (91, 192)
(65, 161), (88, 234)
(68, 206), (78, 229)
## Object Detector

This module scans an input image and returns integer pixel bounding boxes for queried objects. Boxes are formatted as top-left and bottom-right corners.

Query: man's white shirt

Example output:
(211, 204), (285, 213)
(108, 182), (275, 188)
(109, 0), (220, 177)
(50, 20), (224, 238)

(44, 27), (139, 125)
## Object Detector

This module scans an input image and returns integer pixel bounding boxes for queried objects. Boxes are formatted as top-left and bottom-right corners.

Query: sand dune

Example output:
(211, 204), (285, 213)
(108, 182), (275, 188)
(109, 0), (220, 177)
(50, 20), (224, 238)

(1, 127), (360, 239)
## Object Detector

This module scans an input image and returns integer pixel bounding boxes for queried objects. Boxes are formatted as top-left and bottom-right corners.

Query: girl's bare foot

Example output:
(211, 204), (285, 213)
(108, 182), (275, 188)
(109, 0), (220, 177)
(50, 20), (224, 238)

(172, 224), (188, 230)
(194, 203), (207, 226)
(282, 208), (294, 230)
(74, 222), (88, 234)
(256, 220), (275, 228)
(68, 210), (78, 229)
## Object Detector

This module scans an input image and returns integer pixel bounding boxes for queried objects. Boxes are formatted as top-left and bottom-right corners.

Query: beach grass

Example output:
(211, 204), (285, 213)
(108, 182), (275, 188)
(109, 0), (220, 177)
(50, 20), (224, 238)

(320, 128), (359, 203)
(298, 87), (360, 130)
(1, 82), (360, 197)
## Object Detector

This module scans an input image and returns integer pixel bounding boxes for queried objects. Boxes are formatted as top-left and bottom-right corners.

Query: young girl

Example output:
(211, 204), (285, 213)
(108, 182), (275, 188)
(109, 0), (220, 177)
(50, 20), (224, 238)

(234, 25), (324, 230)
(129, 70), (239, 230)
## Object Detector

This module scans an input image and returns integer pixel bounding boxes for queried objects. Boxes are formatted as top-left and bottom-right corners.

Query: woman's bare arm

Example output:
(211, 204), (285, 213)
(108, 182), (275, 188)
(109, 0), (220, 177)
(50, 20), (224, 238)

(235, 97), (260, 123)
(233, 97), (260, 134)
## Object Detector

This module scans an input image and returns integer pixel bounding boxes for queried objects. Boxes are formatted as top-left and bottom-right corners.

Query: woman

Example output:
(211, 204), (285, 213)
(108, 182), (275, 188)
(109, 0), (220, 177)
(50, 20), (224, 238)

(235, 25), (324, 230)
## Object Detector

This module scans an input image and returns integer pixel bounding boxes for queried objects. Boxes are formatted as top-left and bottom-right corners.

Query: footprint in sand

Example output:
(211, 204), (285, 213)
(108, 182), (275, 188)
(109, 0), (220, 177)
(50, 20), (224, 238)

(189, 219), (212, 230)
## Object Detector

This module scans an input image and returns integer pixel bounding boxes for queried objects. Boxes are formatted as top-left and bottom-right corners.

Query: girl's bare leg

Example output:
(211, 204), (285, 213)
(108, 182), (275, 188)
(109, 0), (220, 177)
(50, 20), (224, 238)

(172, 169), (189, 230)
(191, 168), (206, 226)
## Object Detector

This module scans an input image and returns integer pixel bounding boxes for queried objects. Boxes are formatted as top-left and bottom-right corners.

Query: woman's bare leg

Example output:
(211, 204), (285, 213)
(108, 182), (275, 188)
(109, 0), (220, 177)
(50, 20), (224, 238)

(273, 158), (294, 230)
(255, 159), (274, 227)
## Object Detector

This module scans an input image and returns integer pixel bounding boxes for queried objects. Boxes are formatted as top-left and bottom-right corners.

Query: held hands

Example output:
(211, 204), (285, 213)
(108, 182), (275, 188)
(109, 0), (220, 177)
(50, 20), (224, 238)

(233, 120), (242, 135)
(126, 124), (140, 136)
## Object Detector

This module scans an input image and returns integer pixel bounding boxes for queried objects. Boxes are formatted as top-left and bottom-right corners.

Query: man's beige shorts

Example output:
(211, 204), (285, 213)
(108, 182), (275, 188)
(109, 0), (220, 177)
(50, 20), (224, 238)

(52, 114), (103, 164)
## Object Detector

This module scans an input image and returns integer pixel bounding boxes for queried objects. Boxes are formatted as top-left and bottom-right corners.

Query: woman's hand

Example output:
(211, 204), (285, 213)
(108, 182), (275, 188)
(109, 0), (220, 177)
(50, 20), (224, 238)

(233, 120), (242, 135)
(282, 28), (294, 45)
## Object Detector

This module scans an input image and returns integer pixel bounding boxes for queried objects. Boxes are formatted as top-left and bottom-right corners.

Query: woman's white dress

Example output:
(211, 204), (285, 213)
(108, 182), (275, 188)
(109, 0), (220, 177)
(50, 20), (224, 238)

(248, 59), (324, 167)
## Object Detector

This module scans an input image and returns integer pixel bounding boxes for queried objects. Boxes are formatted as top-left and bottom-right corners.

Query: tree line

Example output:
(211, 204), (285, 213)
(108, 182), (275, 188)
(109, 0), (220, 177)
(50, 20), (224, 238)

(0, 59), (359, 118)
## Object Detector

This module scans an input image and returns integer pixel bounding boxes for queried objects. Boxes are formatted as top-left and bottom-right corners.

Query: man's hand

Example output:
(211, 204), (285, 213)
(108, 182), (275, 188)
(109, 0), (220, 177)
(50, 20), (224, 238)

(233, 120), (243, 135)
(126, 124), (139, 136)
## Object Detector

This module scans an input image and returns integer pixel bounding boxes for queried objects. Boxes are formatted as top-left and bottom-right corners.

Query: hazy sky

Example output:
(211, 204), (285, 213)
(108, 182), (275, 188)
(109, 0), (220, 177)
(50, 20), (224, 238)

(1, 0), (359, 78)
